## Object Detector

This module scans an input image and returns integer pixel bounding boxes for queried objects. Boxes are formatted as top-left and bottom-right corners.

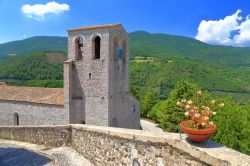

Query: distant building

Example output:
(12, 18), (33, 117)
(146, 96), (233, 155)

(0, 24), (141, 129)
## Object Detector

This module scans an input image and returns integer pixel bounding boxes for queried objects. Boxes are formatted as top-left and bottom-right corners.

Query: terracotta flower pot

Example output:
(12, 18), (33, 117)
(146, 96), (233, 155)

(179, 120), (217, 142)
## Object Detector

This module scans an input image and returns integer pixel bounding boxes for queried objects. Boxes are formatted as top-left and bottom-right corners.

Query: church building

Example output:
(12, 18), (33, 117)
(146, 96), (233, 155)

(0, 24), (141, 129)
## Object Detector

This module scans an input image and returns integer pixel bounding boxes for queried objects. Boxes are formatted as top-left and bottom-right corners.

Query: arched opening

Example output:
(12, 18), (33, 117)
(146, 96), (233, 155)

(113, 37), (118, 61)
(93, 36), (101, 59)
(75, 37), (83, 60)
(13, 113), (19, 126)
(122, 41), (127, 62)
(72, 87), (83, 100)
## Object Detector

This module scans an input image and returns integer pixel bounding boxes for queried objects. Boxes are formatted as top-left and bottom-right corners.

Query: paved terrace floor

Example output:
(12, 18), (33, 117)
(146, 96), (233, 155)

(0, 139), (93, 166)
(140, 119), (164, 132)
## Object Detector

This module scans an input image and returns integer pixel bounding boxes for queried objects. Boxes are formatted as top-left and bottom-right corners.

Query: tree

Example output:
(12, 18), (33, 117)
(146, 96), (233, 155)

(141, 89), (158, 117)
(211, 97), (250, 154)
(156, 80), (198, 132)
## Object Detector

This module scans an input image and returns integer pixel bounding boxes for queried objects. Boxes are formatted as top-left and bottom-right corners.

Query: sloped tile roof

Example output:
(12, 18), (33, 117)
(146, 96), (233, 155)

(68, 24), (121, 31)
(0, 84), (64, 105)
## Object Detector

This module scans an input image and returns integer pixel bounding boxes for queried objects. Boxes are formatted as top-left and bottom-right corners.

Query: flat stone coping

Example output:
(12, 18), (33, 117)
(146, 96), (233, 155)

(0, 139), (93, 166)
(72, 124), (250, 166)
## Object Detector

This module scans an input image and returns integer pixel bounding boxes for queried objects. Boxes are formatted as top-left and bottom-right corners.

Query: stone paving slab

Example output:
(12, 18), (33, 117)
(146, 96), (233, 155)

(0, 139), (93, 166)
(140, 119), (164, 132)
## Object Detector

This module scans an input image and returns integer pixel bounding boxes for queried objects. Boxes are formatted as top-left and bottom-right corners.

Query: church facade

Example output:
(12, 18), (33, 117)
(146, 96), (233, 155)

(0, 24), (141, 129)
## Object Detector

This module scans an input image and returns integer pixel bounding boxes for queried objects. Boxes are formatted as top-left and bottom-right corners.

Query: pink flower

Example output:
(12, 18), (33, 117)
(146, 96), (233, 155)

(210, 100), (215, 104)
(194, 113), (200, 118)
(187, 100), (193, 104)
(181, 99), (187, 102)
(204, 116), (209, 120)
(196, 91), (202, 95)
(184, 112), (189, 117)
(176, 101), (181, 106)
(209, 121), (214, 125)
(218, 103), (224, 107)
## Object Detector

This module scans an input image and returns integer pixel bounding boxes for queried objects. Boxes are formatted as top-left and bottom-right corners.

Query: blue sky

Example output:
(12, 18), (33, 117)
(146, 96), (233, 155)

(1, 0), (250, 46)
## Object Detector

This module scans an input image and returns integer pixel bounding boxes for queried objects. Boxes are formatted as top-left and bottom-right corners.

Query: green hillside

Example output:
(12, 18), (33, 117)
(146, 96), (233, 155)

(1, 32), (250, 67)
(0, 51), (65, 87)
(0, 36), (67, 59)
(130, 56), (250, 101)
(1, 32), (250, 100)
(1, 50), (250, 100)
(129, 31), (250, 67)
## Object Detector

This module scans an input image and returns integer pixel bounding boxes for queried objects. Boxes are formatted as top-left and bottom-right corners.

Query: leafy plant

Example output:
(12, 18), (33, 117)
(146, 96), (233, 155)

(177, 91), (224, 129)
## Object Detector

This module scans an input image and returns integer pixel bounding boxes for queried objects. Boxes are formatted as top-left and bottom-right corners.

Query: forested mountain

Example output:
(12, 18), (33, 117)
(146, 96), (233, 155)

(129, 31), (250, 67)
(1, 31), (250, 67)
(129, 56), (250, 102)
(0, 36), (67, 60)
(1, 32), (250, 99)
(0, 51), (65, 87)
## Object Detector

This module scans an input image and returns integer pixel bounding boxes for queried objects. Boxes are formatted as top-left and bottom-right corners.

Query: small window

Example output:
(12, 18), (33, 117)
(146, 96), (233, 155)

(13, 113), (19, 126)
(122, 41), (127, 62)
(113, 37), (118, 61)
(75, 37), (83, 60)
(133, 105), (136, 112)
(118, 48), (123, 60)
(93, 36), (101, 59)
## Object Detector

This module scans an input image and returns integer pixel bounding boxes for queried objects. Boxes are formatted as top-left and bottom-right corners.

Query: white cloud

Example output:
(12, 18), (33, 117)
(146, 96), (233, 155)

(234, 16), (250, 46)
(21, 1), (70, 20)
(196, 10), (250, 47)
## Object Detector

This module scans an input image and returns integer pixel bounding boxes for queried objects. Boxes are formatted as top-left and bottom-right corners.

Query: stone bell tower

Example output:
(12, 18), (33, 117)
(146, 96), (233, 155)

(64, 24), (140, 129)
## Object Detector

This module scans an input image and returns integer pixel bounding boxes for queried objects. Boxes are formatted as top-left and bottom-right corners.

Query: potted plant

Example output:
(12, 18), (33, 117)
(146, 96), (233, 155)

(177, 91), (224, 142)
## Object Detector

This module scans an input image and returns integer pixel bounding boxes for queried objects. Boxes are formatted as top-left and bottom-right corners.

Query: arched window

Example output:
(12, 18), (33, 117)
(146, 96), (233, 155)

(113, 37), (118, 61)
(122, 41), (127, 62)
(93, 36), (101, 59)
(75, 37), (84, 60)
(13, 113), (19, 126)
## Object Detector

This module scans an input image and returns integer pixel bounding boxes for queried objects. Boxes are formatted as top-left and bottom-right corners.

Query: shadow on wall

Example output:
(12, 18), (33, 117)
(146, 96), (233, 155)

(72, 65), (86, 124)
(0, 147), (52, 166)
(185, 138), (224, 149)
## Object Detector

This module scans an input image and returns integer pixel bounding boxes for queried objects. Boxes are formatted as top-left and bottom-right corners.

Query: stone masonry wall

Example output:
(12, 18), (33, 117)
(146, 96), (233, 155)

(67, 25), (140, 129)
(68, 28), (110, 126)
(70, 125), (250, 166)
(0, 124), (249, 166)
(71, 125), (205, 166)
(0, 100), (69, 126)
(108, 27), (131, 129)
(0, 125), (71, 147)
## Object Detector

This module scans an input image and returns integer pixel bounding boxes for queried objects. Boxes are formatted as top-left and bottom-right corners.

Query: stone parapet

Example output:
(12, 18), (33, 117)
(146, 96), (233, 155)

(0, 125), (71, 147)
(0, 124), (249, 166)
(71, 124), (250, 166)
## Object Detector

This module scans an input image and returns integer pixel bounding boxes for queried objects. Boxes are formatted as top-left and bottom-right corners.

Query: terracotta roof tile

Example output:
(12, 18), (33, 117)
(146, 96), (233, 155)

(68, 24), (121, 32)
(0, 85), (64, 105)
